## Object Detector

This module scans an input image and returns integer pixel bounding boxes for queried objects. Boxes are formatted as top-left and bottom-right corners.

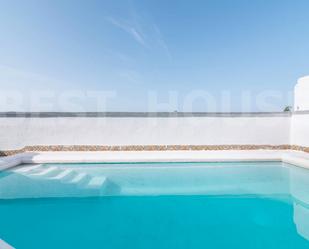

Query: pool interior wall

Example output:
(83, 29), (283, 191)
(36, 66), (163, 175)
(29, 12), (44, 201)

(1, 161), (309, 249)
(0, 161), (305, 198)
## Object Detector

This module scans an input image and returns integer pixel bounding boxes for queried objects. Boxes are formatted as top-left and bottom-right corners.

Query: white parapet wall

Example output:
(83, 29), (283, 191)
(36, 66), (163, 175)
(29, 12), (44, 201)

(0, 114), (291, 151)
(0, 76), (308, 153)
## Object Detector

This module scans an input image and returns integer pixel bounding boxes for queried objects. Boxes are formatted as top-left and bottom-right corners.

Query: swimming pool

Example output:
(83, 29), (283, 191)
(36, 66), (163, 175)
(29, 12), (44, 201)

(0, 162), (309, 248)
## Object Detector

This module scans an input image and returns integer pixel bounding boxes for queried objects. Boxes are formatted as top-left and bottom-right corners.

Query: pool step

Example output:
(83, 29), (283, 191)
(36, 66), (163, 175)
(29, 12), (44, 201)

(12, 164), (42, 173)
(12, 165), (109, 193)
(25, 167), (107, 190)
(28, 166), (58, 177)
(47, 169), (76, 181)
(69, 172), (90, 185)
(85, 176), (107, 189)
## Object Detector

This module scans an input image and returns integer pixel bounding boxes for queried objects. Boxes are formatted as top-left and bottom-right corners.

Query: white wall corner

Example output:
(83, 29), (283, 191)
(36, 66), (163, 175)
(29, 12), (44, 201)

(295, 76), (309, 111)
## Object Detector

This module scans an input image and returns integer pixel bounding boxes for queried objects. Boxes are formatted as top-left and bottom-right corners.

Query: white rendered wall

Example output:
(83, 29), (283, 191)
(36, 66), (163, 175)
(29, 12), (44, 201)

(291, 75), (309, 147)
(0, 116), (290, 150)
(2, 75), (309, 151)
(291, 113), (309, 147)
(295, 76), (309, 111)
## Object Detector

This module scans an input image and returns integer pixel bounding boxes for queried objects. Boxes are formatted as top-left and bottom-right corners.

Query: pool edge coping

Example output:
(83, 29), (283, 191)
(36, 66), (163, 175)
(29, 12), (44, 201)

(1, 150), (309, 171)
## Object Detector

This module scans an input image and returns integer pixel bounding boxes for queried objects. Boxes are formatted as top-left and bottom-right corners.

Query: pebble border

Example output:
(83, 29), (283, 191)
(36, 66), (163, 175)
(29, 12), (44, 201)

(1, 144), (308, 157)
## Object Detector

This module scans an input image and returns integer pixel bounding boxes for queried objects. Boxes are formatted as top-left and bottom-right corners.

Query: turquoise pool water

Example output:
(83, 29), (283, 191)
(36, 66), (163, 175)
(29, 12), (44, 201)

(0, 162), (309, 248)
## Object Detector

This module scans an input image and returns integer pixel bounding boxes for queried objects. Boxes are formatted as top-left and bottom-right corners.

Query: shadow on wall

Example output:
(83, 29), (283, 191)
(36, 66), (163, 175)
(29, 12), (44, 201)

(0, 150), (23, 157)
(0, 152), (7, 157)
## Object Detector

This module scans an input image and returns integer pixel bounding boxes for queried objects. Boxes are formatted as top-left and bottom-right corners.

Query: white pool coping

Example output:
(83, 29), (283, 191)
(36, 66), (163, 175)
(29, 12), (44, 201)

(1, 150), (309, 171)
(0, 239), (15, 249)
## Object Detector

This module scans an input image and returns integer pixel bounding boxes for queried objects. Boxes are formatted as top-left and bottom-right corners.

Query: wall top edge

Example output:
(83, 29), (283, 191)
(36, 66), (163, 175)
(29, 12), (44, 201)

(292, 110), (309, 115)
(0, 112), (294, 118)
(297, 75), (309, 84)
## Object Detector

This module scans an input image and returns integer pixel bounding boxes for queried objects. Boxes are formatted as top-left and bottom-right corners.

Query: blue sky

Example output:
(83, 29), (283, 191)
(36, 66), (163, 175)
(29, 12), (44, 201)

(0, 0), (309, 112)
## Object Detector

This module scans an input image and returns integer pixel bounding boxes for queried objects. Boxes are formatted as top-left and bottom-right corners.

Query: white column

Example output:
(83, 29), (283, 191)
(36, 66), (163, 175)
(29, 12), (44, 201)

(295, 76), (309, 111)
